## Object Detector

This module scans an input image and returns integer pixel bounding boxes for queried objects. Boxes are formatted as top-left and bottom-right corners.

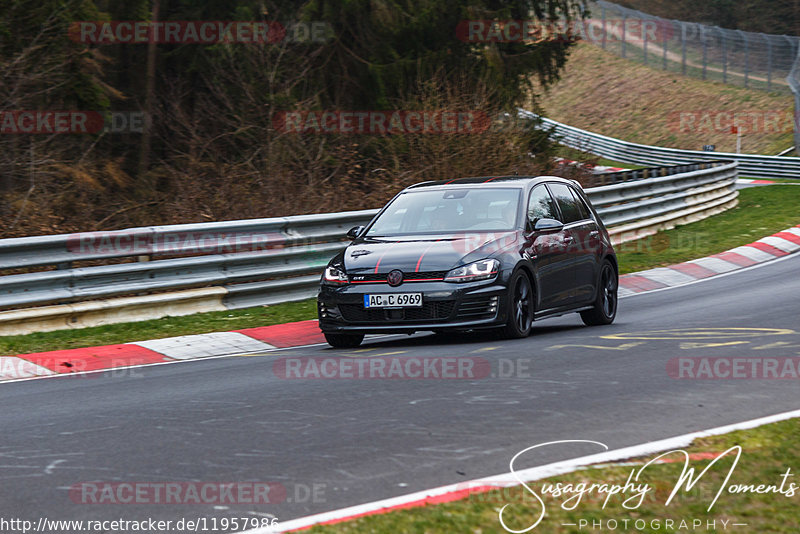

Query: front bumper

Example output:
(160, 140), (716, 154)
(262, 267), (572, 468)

(318, 280), (508, 334)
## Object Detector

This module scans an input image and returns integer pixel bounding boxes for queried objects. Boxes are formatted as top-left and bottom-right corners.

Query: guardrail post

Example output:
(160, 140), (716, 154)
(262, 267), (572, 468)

(721, 28), (728, 84)
(738, 30), (749, 88)
(681, 22), (687, 75)
(701, 26), (707, 80)
(764, 34), (772, 92)
(621, 14), (627, 58)
(601, 5), (607, 50)
(795, 92), (800, 156)
(642, 16), (648, 64)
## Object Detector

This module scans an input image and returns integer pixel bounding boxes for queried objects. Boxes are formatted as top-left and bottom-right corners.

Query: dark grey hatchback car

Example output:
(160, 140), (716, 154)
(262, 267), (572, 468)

(317, 176), (618, 348)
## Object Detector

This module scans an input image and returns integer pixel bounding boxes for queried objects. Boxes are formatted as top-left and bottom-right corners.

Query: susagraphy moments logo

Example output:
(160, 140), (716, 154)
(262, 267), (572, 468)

(489, 440), (795, 532)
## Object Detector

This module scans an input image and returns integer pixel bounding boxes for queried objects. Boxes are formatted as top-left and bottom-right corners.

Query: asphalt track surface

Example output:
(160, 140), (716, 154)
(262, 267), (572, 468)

(1, 253), (799, 531)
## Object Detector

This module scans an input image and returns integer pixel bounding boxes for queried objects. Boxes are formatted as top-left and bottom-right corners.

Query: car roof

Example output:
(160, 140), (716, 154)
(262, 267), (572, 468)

(403, 175), (580, 191)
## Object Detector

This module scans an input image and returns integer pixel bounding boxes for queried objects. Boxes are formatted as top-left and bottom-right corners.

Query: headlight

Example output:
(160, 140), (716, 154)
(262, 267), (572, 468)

(323, 265), (348, 285)
(445, 259), (499, 283)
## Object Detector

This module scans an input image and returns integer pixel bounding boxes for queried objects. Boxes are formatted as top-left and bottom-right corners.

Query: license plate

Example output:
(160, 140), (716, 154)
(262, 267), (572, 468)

(364, 293), (422, 308)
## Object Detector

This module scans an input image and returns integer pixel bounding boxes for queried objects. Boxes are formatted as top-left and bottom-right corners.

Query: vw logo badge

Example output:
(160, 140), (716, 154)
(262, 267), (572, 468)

(387, 270), (404, 287)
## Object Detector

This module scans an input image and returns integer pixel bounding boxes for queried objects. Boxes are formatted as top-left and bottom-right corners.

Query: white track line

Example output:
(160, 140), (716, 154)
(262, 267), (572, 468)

(241, 407), (800, 533)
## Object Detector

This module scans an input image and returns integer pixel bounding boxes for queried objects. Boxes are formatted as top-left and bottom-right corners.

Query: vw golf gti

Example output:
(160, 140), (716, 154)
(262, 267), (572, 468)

(317, 176), (618, 347)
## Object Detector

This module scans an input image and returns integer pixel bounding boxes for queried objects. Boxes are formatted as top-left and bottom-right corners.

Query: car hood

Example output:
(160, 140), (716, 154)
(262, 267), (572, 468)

(343, 232), (520, 274)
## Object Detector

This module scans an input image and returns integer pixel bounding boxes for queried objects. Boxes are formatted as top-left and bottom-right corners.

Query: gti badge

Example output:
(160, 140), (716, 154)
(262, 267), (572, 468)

(387, 270), (404, 287)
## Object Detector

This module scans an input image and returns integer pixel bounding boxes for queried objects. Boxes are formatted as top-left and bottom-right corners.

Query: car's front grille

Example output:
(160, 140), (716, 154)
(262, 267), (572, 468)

(337, 295), (499, 325)
(339, 301), (455, 323)
(349, 271), (448, 284)
(405, 271), (449, 281)
(455, 295), (499, 321)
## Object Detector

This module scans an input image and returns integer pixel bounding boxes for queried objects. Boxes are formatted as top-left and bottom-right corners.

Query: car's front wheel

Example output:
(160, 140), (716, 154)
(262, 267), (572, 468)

(324, 332), (365, 348)
(580, 260), (618, 326)
(499, 270), (534, 339)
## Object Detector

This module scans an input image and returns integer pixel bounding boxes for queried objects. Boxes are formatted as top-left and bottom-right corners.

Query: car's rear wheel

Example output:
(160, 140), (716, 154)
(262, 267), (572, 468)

(580, 260), (618, 326)
(500, 270), (534, 339)
(324, 332), (365, 348)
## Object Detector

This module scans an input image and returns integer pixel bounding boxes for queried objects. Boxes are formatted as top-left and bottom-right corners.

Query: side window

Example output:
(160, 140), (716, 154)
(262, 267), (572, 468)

(548, 183), (583, 224)
(569, 187), (592, 221)
(527, 185), (559, 224)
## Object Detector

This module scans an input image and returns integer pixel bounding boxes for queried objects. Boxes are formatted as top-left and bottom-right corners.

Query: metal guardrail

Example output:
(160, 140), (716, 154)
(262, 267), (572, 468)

(0, 160), (737, 328)
(520, 110), (800, 179)
(0, 210), (376, 271)
(0, 210), (377, 312)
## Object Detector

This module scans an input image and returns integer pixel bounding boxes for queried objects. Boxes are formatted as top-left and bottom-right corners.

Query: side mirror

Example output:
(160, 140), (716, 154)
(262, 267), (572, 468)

(346, 226), (365, 240)
(533, 218), (564, 233)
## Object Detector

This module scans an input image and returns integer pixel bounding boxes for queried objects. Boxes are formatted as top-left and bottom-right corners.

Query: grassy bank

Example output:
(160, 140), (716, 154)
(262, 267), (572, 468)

(536, 44), (794, 155)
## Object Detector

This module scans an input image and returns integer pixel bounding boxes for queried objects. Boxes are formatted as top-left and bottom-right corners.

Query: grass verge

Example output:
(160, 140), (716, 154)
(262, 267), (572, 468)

(0, 299), (317, 356)
(305, 418), (800, 533)
(1, 186), (798, 355)
(615, 185), (800, 274)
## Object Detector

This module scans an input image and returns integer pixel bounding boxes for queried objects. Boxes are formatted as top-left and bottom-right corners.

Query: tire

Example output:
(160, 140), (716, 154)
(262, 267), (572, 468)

(499, 270), (534, 339)
(580, 260), (618, 326)
(324, 332), (365, 348)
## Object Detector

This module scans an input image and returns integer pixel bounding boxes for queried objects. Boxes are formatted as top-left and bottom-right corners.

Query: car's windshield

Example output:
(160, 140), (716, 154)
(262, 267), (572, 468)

(367, 188), (521, 236)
